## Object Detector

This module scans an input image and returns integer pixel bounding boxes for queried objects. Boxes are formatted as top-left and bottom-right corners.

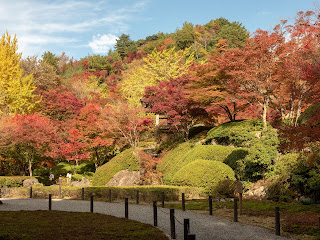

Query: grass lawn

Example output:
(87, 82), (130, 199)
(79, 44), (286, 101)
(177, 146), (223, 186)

(0, 210), (169, 240)
(161, 199), (320, 240)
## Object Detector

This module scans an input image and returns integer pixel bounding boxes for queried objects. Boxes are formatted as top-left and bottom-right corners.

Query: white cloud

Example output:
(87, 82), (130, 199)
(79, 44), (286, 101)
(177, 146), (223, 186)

(0, 0), (149, 58)
(89, 34), (118, 54)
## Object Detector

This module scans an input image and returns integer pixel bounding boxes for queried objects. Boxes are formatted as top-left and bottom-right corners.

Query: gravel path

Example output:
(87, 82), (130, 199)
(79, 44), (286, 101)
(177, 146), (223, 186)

(0, 198), (294, 240)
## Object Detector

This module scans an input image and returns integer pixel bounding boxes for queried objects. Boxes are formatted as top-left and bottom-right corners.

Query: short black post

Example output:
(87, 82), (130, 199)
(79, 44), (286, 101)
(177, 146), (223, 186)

(109, 189), (112, 203)
(153, 200), (157, 226)
(49, 194), (52, 211)
(234, 198), (238, 222)
(161, 191), (165, 208)
(81, 187), (84, 200)
(209, 196), (212, 215)
(275, 206), (280, 236)
(136, 190), (139, 204)
(125, 198), (129, 219)
(187, 234), (196, 240)
(319, 216), (320, 231)
(184, 218), (190, 240)
(90, 195), (94, 212)
(170, 208), (176, 239)
(30, 187), (32, 198)
(182, 193), (185, 211)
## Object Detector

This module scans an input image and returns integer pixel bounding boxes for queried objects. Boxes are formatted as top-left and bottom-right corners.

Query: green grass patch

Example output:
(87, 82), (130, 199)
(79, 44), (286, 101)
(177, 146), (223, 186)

(0, 211), (169, 240)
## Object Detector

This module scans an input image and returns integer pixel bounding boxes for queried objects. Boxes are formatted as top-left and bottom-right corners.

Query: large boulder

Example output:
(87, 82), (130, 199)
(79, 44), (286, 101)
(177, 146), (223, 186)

(23, 178), (40, 187)
(106, 170), (140, 186)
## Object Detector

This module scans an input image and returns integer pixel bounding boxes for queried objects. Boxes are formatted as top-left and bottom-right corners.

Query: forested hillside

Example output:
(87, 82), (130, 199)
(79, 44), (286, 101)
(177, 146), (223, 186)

(1, 11), (320, 201)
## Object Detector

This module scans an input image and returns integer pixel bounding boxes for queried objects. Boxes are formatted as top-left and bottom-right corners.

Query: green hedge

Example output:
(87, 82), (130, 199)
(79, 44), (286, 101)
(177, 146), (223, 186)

(92, 148), (140, 186)
(0, 176), (35, 188)
(158, 142), (234, 184)
(224, 148), (249, 171)
(1, 185), (205, 201)
(171, 159), (235, 191)
(206, 119), (265, 147)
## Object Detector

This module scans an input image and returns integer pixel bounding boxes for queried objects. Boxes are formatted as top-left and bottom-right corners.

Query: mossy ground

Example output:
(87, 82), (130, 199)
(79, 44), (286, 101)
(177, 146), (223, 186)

(0, 210), (169, 240)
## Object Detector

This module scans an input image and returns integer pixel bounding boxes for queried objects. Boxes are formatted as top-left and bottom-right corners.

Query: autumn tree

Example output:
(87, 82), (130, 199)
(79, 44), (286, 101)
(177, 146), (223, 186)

(0, 32), (40, 115)
(73, 103), (114, 169)
(143, 75), (209, 140)
(102, 100), (152, 149)
(21, 56), (61, 91)
(0, 114), (59, 176)
(271, 11), (320, 125)
(121, 47), (194, 107)
(219, 29), (285, 128)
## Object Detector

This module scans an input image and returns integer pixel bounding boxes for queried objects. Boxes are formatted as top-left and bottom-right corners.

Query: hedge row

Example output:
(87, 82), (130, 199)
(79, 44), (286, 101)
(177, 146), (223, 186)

(1, 185), (205, 201)
(0, 176), (36, 188)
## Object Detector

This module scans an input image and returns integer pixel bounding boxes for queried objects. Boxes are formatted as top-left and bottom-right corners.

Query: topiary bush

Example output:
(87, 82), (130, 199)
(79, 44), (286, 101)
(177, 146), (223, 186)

(158, 142), (234, 184)
(223, 148), (249, 172)
(92, 148), (140, 186)
(170, 159), (235, 192)
(157, 141), (195, 184)
(206, 119), (265, 147)
(183, 145), (234, 163)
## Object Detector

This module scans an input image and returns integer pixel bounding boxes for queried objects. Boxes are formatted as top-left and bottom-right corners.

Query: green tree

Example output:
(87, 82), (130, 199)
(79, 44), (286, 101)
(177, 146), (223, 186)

(115, 34), (136, 59)
(41, 51), (60, 72)
(174, 22), (195, 50)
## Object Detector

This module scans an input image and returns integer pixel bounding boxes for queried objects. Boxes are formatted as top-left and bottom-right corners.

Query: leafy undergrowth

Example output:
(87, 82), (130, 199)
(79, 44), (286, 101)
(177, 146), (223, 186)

(0, 210), (169, 240)
(161, 199), (320, 240)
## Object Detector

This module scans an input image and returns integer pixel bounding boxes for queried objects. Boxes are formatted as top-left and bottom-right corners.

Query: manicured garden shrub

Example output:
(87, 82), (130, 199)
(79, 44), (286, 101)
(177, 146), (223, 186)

(170, 159), (235, 191)
(210, 178), (236, 198)
(206, 119), (265, 147)
(52, 162), (95, 176)
(183, 145), (234, 163)
(223, 148), (249, 171)
(0, 176), (35, 188)
(158, 142), (234, 184)
(157, 141), (194, 184)
(92, 148), (140, 186)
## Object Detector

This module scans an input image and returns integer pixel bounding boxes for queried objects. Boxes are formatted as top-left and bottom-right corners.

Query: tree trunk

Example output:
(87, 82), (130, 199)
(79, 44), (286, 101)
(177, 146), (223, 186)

(28, 158), (32, 177)
(262, 99), (269, 129)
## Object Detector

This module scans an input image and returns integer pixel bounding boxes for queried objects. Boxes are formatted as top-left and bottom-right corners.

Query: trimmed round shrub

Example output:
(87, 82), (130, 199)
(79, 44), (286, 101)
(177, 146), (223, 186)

(183, 145), (234, 163)
(157, 141), (195, 184)
(206, 119), (265, 147)
(92, 148), (139, 186)
(170, 159), (235, 191)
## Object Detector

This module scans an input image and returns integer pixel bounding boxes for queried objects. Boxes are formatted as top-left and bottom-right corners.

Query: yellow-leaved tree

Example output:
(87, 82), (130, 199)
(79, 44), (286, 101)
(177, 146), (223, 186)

(0, 31), (40, 115)
(121, 47), (194, 107)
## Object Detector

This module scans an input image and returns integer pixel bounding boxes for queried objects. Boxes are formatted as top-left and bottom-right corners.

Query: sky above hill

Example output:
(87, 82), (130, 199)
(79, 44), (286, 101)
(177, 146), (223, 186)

(0, 0), (318, 59)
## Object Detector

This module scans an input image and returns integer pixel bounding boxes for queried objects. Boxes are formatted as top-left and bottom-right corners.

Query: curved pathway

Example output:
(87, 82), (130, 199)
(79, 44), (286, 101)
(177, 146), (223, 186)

(0, 198), (294, 240)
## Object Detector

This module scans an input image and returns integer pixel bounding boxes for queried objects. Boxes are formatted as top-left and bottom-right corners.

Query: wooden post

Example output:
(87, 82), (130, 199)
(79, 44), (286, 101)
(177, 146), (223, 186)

(153, 200), (157, 226)
(182, 193), (185, 211)
(209, 196), (212, 215)
(170, 208), (176, 239)
(109, 189), (111, 203)
(59, 175), (62, 199)
(184, 218), (190, 240)
(239, 193), (243, 215)
(49, 194), (52, 211)
(90, 195), (94, 212)
(275, 206), (280, 236)
(30, 187), (32, 198)
(319, 216), (320, 231)
(125, 198), (129, 219)
(81, 188), (84, 200)
(234, 198), (238, 222)
(161, 191), (165, 208)
(136, 190), (139, 204)
(187, 234), (196, 240)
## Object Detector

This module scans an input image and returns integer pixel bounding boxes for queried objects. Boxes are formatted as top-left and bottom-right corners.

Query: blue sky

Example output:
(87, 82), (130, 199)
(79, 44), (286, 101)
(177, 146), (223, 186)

(0, 0), (318, 60)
